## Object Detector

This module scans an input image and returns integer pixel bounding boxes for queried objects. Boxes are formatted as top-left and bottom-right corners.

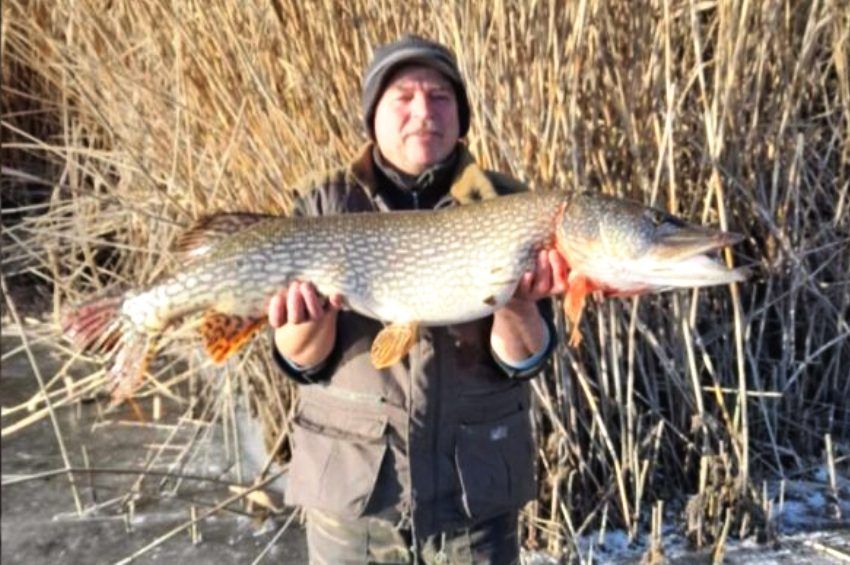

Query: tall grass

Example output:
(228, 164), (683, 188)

(3, 0), (848, 558)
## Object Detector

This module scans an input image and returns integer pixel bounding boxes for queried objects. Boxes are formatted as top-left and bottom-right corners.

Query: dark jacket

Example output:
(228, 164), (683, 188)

(273, 143), (555, 538)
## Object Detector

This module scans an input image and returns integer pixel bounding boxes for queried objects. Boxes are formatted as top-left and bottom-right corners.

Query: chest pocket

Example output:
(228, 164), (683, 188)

(454, 408), (536, 520)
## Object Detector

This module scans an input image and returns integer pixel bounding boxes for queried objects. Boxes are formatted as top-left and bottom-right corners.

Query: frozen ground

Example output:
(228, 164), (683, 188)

(578, 475), (849, 564)
(2, 334), (848, 564)
(1, 335), (307, 564)
(562, 524), (850, 564)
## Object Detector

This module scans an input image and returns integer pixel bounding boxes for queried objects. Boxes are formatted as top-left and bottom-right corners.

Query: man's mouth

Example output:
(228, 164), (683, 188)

(406, 130), (441, 140)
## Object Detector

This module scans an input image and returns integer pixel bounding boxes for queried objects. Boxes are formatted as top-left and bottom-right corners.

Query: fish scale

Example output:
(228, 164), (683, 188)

(61, 190), (747, 404)
(130, 190), (564, 327)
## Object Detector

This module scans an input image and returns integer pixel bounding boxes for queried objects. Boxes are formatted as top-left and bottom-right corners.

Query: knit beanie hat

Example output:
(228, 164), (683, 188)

(361, 34), (471, 139)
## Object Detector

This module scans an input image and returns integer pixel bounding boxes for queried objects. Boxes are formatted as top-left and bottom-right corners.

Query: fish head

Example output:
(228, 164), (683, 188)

(556, 192), (748, 296)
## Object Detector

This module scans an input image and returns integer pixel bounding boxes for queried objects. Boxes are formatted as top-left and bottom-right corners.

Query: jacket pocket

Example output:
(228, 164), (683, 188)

(286, 399), (388, 517)
(454, 409), (536, 520)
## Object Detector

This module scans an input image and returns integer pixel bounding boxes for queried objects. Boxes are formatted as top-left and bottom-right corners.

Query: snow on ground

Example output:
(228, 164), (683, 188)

(523, 470), (849, 564)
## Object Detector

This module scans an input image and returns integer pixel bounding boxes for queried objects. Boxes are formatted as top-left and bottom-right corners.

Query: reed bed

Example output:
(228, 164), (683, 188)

(2, 0), (849, 560)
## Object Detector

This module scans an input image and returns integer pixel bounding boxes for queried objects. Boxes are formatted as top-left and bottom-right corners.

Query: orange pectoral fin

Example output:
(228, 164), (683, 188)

(200, 310), (267, 363)
(370, 322), (419, 369)
(564, 274), (592, 347)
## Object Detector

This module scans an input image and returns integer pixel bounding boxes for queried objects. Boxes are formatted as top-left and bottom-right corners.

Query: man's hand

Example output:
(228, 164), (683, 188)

(491, 249), (570, 364)
(510, 249), (569, 305)
(269, 281), (343, 368)
(268, 281), (343, 327)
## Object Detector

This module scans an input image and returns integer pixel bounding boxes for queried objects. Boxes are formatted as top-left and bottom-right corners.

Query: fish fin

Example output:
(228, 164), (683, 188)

(61, 292), (126, 355)
(564, 274), (592, 347)
(127, 397), (147, 422)
(173, 213), (274, 261)
(107, 329), (159, 407)
(200, 310), (267, 363)
(370, 322), (419, 369)
(62, 292), (162, 406)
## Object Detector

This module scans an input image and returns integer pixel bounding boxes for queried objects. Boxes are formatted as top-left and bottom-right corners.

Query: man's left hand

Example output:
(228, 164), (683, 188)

(491, 249), (569, 365)
(509, 249), (569, 306)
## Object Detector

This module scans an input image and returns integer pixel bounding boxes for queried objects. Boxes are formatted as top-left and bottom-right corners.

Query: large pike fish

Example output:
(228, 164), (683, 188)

(62, 191), (747, 403)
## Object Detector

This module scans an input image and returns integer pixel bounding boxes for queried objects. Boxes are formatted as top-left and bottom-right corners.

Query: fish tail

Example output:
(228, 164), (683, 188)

(61, 293), (126, 354)
(106, 330), (158, 407)
(61, 292), (158, 406)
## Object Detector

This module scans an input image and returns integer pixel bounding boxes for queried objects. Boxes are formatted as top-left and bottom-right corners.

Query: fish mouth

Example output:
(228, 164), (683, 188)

(558, 194), (749, 293)
(633, 255), (748, 289)
(639, 225), (748, 288)
(650, 223), (744, 261)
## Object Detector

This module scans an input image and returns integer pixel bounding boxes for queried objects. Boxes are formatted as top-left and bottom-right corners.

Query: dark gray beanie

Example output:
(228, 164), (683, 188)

(361, 34), (471, 139)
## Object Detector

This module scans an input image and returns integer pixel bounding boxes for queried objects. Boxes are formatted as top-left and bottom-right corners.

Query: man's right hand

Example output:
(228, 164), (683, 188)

(269, 281), (343, 368)
(268, 281), (343, 327)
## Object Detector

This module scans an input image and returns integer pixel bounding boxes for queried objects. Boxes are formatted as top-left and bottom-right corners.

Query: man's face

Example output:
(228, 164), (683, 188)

(373, 65), (460, 176)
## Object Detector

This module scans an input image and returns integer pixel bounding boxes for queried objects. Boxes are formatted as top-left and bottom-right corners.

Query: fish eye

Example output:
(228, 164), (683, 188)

(645, 208), (685, 228)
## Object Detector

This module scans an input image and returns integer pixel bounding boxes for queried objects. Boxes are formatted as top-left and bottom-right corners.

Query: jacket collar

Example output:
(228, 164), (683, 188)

(348, 142), (499, 206)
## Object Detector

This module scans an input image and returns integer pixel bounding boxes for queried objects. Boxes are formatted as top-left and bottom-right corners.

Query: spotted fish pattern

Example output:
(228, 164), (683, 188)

(62, 190), (747, 403)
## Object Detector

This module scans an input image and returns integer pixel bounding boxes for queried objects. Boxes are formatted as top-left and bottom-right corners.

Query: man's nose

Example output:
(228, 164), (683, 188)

(409, 92), (435, 118)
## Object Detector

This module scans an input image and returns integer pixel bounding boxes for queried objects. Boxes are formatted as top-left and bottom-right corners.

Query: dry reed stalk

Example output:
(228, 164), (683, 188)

(1, 371), (108, 437)
(113, 470), (285, 565)
(804, 539), (850, 563)
(1, 466), (254, 488)
(250, 508), (299, 565)
(1, 277), (84, 515)
(2, 0), (849, 558)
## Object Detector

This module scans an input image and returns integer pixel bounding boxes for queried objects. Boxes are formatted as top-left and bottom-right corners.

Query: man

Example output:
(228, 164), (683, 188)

(267, 35), (568, 564)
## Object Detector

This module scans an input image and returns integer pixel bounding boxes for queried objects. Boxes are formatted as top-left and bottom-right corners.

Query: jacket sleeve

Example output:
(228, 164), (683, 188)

(489, 298), (557, 380)
(269, 327), (343, 384)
